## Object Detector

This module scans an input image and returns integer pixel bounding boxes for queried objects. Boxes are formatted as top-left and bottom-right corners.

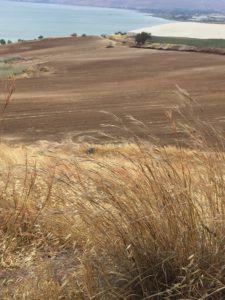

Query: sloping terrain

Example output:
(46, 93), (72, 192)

(0, 36), (224, 144)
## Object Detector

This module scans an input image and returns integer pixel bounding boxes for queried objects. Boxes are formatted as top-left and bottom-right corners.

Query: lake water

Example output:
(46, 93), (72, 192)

(0, 1), (170, 41)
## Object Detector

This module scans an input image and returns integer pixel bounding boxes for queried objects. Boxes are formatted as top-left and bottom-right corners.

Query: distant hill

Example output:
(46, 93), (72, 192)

(10, 0), (225, 11)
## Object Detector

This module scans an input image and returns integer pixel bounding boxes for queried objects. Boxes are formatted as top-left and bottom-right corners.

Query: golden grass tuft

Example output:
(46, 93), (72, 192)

(0, 138), (224, 299)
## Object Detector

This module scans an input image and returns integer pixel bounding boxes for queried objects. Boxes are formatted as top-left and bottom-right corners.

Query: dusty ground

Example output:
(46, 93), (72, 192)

(0, 36), (224, 144)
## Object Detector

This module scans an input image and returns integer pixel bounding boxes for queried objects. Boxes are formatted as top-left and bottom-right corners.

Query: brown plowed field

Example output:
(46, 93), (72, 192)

(0, 36), (224, 144)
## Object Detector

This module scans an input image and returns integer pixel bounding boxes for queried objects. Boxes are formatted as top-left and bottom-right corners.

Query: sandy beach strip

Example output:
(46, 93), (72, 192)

(131, 22), (225, 39)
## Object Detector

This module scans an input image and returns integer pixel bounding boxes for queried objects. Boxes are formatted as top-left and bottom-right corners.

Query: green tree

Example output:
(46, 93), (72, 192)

(135, 32), (151, 46)
(0, 39), (6, 45)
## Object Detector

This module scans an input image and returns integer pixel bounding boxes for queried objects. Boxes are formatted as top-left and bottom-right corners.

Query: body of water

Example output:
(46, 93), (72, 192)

(0, 1), (170, 41)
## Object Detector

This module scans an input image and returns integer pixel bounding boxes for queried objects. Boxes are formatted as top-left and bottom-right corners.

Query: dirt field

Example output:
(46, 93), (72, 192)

(0, 36), (224, 144)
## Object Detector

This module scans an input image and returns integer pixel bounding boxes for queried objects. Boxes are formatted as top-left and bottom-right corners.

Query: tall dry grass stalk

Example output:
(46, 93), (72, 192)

(2, 77), (15, 114)
(0, 87), (225, 299)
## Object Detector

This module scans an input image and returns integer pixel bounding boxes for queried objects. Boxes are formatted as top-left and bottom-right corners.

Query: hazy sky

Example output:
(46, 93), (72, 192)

(9, 0), (225, 11)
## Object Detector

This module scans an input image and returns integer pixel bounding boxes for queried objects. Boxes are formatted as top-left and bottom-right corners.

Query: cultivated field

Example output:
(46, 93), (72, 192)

(0, 36), (224, 144)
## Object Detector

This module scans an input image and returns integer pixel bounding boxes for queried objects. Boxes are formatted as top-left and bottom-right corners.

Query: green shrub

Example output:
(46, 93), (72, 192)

(135, 32), (152, 46)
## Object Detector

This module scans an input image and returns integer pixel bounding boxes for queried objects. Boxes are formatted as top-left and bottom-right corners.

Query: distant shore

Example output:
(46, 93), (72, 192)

(131, 22), (225, 39)
(0, 1), (170, 41)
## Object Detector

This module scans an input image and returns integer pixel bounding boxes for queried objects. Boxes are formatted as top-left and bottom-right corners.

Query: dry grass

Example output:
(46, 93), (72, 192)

(0, 85), (225, 299)
(0, 137), (224, 299)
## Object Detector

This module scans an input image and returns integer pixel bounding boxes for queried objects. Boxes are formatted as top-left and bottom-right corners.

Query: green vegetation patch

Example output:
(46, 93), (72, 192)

(0, 62), (26, 77)
(0, 55), (23, 64)
(150, 36), (225, 49)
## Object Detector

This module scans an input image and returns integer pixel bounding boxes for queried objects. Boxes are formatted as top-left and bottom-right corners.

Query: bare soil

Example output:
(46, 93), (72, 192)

(0, 36), (224, 144)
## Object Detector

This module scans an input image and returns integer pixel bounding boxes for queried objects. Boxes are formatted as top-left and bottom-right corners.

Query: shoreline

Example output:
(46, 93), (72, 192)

(1, 1), (171, 42)
(131, 22), (225, 40)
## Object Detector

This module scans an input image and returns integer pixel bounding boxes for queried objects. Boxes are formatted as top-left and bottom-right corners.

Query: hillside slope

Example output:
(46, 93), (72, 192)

(0, 36), (225, 144)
